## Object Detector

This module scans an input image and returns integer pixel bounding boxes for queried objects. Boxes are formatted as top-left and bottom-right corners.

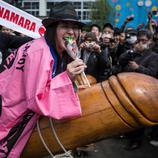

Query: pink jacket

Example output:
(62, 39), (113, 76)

(0, 37), (81, 158)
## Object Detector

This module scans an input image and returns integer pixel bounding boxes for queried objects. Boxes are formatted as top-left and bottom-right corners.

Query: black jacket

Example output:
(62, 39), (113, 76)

(81, 50), (100, 81)
(81, 47), (112, 82)
(98, 47), (112, 81)
(119, 49), (158, 77)
(0, 32), (32, 63)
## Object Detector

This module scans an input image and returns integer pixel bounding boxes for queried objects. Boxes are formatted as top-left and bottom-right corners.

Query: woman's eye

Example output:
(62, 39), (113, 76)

(59, 24), (78, 30)
(58, 24), (67, 28)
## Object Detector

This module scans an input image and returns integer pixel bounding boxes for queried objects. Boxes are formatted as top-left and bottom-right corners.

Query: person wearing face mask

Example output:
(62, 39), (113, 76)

(124, 28), (138, 49)
(118, 29), (158, 150)
(119, 29), (158, 77)
(112, 28), (137, 63)
(126, 33), (137, 45)
(111, 29), (138, 76)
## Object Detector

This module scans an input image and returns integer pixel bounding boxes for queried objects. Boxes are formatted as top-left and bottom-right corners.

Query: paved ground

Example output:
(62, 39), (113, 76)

(75, 137), (158, 158)
(45, 134), (158, 158)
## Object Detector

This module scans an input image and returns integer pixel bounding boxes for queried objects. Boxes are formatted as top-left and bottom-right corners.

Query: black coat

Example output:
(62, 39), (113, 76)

(119, 49), (158, 77)
(81, 50), (100, 81)
(0, 32), (32, 63)
(98, 47), (112, 81)
(81, 47), (112, 82)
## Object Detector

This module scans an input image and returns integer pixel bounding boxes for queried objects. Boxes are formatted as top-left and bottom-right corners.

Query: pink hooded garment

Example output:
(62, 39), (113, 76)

(0, 37), (82, 158)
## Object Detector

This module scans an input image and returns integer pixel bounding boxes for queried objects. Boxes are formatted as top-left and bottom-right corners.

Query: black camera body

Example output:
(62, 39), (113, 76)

(127, 49), (136, 60)
(87, 43), (94, 48)
(85, 42), (95, 52)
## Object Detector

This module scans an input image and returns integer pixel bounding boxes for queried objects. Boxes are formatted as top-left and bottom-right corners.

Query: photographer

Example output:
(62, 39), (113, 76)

(119, 29), (158, 77)
(79, 32), (101, 81)
(98, 24), (116, 81)
(113, 28), (137, 74)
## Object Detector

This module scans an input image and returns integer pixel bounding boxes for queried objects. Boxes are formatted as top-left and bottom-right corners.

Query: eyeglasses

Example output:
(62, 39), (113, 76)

(137, 38), (148, 43)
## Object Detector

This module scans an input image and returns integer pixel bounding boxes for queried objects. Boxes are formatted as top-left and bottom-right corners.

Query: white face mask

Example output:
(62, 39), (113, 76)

(142, 43), (148, 49)
(135, 43), (149, 52)
(126, 36), (137, 44)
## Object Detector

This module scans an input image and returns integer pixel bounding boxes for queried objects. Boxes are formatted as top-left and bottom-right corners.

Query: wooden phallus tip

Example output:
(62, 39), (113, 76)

(108, 72), (158, 125)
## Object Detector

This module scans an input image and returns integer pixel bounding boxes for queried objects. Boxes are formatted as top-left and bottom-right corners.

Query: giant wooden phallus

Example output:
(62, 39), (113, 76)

(22, 72), (158, 158)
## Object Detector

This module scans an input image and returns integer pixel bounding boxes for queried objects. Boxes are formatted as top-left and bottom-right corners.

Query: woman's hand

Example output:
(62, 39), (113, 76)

(67, 58), (87, 81)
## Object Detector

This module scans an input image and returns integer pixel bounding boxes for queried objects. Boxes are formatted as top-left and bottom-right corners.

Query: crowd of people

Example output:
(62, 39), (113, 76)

(0, 1), (158, 158)
(77, 12), (158, 152)
(78, 12), (158, 151)
(78, 15), (158, 82)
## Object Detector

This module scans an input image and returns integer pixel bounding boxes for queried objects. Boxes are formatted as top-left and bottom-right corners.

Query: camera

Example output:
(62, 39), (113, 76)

(88, 43), (94, 48)
(86, 42), (95, 49)
(127, 49), (137, 60)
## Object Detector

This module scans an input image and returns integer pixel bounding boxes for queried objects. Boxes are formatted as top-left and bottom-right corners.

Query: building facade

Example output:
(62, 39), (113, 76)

(17, 0), (97, 23)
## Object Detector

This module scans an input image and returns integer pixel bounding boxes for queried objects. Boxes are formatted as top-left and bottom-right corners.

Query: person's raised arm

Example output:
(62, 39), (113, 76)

(120, 15), (134, 33)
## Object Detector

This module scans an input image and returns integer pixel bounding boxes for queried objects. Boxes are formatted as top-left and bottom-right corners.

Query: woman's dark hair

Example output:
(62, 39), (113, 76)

(44, 22), (73, 73)
(44, 22), (81, 51)
(44, 22), (58, 52)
